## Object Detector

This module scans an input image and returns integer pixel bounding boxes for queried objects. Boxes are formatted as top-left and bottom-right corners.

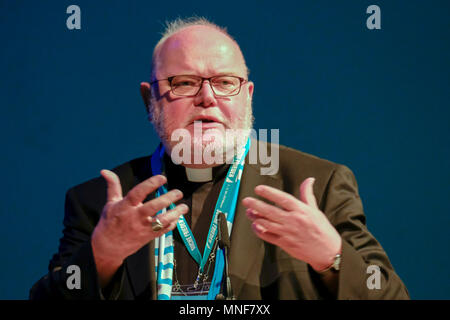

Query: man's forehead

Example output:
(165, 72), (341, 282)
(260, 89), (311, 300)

(154, 25), (246, 77)
(164, 25), (238, 50)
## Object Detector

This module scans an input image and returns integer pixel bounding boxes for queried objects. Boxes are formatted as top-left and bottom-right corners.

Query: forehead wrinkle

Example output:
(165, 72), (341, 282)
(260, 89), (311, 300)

(154, 25), (247, 79)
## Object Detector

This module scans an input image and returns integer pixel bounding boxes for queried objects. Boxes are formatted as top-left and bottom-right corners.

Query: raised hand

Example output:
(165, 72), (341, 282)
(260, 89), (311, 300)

(91, 169), (188, 287)
(242, 177), (342, 272)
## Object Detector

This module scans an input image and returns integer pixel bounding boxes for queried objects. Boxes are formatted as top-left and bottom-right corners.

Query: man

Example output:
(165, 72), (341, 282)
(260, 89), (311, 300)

(30, 17), (409, 300)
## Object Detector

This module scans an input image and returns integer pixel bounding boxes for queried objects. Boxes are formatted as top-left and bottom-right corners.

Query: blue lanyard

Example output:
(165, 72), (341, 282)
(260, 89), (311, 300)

(151, 138), (250, 298)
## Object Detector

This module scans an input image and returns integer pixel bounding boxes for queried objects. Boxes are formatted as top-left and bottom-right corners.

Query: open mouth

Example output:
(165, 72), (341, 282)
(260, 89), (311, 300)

(191, 116), (222, 125)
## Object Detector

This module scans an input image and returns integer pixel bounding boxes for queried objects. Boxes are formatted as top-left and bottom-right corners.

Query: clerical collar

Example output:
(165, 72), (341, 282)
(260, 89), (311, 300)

(163, 153), (229, 184)
(185, 167), (213, 182)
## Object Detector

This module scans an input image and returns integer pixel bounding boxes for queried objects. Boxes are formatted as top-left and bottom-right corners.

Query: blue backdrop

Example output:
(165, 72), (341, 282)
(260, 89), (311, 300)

(1, 0), (448, 299)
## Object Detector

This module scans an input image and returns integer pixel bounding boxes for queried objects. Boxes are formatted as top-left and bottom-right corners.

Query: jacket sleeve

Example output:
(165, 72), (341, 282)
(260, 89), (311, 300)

(321, 165), (410, 299)
(29, 186), (125, 300)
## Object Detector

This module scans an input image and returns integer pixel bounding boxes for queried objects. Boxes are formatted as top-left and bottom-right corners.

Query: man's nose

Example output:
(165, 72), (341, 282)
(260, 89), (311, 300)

(194, 80), (217, 108)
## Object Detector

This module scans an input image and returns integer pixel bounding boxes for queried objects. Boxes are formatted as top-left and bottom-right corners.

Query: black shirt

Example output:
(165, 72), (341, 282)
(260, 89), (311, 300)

(163, 154), (229, 296)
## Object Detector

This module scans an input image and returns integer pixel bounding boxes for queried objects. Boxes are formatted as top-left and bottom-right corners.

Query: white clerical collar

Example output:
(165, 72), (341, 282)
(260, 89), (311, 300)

(185, 167), (213, 182)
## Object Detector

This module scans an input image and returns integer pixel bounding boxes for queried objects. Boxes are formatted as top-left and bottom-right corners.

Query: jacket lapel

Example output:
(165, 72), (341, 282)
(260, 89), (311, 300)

(121, 155), (157, 300)
(229, 160), (282, 298)
(125, 243), (152, 300)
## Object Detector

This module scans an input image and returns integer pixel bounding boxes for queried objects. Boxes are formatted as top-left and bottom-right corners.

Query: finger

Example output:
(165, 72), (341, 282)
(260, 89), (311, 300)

(252, 218), (284, 235)
(300, 177), (318, 209)
(254, 185), (307, 212)
(245, 208), (259, 221)
(138, 189), (184, 217)
(251, 222), (281, 245)
(246, 208), (274, 225)
(125, 175), (167, 206)
(146, 203), (189, 229)
(100, 169), (123, 202)
(242, 197), (286, 223)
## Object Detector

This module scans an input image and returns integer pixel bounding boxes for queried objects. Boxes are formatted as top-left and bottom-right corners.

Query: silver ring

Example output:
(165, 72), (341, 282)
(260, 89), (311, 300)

(151, 217), (164, 232)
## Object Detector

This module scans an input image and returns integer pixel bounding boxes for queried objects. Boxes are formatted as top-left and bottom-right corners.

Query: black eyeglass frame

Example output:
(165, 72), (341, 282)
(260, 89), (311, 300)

(150, 75), (248, 97)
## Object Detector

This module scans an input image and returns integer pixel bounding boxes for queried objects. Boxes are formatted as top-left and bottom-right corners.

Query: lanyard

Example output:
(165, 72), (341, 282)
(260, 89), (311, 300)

(151, 138), (250, 281)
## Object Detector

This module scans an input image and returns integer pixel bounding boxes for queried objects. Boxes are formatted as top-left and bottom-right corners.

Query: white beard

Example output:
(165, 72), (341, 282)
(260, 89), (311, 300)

(150, 103), (254, 167)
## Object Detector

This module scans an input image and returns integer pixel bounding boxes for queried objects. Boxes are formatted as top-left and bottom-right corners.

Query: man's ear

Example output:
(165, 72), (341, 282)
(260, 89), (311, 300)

(247, 81), (254, 101)
(140, 82), (152, 118)
(140, 82), (152, 105)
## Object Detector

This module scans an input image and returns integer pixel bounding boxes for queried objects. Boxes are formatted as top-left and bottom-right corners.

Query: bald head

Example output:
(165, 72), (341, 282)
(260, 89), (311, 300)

(151, 23), (249, 81)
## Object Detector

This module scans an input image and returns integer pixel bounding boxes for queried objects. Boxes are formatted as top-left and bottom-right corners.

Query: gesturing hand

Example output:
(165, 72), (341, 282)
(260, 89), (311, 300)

(242, 177), (342, 272)
(91, 169), (188, 286)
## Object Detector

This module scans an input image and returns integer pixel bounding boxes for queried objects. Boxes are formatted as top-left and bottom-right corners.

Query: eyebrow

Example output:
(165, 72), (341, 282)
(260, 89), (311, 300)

(213, 71), (241, 76)
(170, 72), (245, 78)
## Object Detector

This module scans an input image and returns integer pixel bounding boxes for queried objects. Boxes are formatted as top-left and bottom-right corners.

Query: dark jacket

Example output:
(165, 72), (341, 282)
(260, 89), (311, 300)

(30, 143), (409, 300)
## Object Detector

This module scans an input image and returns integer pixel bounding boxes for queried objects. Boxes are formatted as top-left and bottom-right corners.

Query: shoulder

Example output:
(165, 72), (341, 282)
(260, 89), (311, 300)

(67, 155), (151, 205)
(278, 144), (339, 173)
(252, 141), (348, 178)
(247, 141), (357, 198)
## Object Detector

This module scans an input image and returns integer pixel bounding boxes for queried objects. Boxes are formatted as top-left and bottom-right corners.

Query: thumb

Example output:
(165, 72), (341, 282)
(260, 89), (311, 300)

(299, 177), (318, 209)
(100, 169), (123, 202)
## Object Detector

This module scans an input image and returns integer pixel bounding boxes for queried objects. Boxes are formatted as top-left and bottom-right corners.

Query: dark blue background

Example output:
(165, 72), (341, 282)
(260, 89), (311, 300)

(1, 0), (448, 299)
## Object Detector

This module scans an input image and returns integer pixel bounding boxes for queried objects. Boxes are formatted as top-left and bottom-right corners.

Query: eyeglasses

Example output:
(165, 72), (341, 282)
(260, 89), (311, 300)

(150, 75), (247, 97)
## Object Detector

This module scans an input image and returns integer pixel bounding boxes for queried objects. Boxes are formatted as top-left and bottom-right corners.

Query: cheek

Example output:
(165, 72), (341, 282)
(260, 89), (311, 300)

(162, 102), (192, 127)
(224, 99), (251, 127)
